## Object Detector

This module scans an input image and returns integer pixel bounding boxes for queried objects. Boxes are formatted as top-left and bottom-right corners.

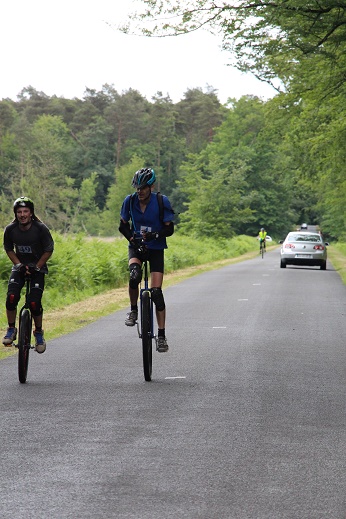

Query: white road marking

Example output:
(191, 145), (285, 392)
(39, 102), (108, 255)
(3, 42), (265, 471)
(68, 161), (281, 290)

(165, 376), (186, 380)
(238, 299), (249, 301)
(213, 326), (227, 329)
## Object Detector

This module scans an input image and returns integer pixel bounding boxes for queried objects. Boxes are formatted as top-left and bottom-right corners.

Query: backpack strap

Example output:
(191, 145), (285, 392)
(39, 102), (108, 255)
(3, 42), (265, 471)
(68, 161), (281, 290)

(156, 192), (164, 223)
(129, 193), (137, 232)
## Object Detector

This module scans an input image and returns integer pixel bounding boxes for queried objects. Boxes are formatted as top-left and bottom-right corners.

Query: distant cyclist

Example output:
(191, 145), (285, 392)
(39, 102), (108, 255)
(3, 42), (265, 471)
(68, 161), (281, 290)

(119, 168), (174, 353)
(258, 227), (267, 253)
(2, 197), (54, 353)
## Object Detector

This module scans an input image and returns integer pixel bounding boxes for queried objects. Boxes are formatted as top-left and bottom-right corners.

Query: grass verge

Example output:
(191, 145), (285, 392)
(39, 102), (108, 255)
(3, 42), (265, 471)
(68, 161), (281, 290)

(327, 244), (346, 285)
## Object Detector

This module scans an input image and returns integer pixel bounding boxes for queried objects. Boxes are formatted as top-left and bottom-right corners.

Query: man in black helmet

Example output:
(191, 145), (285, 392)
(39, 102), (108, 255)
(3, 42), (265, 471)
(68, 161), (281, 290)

(2, 197), (54, 353)
(119, 168), (174, 353)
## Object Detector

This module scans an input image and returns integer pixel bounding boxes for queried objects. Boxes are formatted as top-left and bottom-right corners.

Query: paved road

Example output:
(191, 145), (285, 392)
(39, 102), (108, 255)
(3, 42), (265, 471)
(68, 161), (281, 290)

(1, 249), (345, 518)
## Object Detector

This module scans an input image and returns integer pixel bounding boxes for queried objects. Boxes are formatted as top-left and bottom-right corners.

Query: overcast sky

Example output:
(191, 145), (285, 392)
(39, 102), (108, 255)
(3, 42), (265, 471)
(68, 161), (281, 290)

(1, 0), (277, 104)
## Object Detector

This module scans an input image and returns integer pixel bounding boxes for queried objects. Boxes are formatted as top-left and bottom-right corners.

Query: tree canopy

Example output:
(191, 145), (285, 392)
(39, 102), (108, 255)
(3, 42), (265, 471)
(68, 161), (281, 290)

(1, 0), (346, 246)
(126, 1), (346, 95)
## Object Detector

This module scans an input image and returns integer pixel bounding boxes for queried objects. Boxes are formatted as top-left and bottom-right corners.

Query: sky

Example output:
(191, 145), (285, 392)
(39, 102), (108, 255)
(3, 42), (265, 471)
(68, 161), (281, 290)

(0, 0), (277, 105)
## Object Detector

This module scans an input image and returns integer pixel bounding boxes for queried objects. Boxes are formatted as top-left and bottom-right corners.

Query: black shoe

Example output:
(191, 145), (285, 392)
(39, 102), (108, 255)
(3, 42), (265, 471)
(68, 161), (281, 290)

(125, 310), (138, 326)
(157, 336), (168, 352)
(2, 326), (17, 346)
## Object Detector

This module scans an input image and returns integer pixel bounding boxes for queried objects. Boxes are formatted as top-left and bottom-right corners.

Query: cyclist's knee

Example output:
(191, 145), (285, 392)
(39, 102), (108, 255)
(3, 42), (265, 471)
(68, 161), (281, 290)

(29, 301), (43, 316)
(28, 290), (43, 316)
(6, 292), (19, 311)
(129, 263), (142, 289)
(151, 287), (165, 311)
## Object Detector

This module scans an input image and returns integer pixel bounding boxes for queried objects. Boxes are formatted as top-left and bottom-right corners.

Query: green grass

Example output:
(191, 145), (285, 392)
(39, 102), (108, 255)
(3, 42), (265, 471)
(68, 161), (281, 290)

(327, 243), (346, 284)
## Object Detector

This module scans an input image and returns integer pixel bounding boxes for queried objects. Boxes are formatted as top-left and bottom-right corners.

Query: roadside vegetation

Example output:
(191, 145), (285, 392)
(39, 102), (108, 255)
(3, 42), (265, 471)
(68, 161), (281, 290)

(327, 242), (346, 285)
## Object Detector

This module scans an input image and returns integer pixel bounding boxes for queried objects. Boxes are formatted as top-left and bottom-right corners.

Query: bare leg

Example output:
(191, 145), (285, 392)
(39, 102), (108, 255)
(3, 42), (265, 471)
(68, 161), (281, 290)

(129, 286), (139, 306)
(33, 314), (43, 329)
(6, 309), (16, 326)
(156, 308), (166, 329)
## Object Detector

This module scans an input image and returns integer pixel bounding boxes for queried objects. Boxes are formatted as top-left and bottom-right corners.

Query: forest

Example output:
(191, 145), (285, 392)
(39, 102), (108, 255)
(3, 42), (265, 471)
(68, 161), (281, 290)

(0, 0), (345, 242)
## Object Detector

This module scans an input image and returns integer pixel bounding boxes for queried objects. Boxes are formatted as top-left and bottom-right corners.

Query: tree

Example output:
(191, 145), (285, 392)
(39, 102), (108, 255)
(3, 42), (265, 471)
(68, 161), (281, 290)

(100, 156), (144, 236)
(69, 115), (115, 209)
(175, 87), (227, 154)
(17, 114), (77, 229)
(104, 89), (150, 168)
(175, 94), (299, 238)
(177, 149), (254, 238)
(69, 172), (102, 234)
(16, 86), (52, 122)
(126, 2), (346, 100)
(147, 92), (184, 193)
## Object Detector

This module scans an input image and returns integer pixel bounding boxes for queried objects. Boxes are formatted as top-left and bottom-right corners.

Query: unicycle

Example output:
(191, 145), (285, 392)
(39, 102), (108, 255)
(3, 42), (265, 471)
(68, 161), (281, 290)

(135, 241), (155, 381)
(16, 275), (33, 383)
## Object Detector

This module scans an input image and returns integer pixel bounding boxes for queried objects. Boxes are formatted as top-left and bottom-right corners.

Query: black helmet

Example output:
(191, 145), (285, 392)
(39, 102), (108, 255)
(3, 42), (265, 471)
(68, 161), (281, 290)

(131, 168), (156, 189)
(13, 196), (34, 214)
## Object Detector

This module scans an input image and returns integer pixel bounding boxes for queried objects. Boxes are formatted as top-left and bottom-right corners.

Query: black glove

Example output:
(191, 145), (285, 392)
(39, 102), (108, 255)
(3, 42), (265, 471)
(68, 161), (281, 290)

(130, 239), (145, 253)
(131, 239), (148, 258)
(13, 263), (26, 273)
(28, 265), (40, 274)
(142, 231), (158, 241)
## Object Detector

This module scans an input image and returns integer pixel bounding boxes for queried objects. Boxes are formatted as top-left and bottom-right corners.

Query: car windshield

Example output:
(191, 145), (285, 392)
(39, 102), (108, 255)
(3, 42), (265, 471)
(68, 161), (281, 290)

(288, 234), (322, 243)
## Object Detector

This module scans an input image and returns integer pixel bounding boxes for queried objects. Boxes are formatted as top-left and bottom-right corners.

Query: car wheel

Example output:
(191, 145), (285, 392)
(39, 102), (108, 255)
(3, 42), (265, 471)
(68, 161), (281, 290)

(320, 261), (327, 270)
(280, 260), (286, 268)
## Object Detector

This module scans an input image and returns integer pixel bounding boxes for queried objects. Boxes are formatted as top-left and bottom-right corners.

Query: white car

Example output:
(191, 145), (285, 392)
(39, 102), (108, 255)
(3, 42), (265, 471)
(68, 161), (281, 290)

(279, 231), (328, 270)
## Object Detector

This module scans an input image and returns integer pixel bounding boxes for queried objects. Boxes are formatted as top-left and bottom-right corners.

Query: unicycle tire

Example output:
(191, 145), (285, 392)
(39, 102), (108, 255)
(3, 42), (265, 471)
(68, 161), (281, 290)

(141, 290), (152, 382)
(18, 309), (32, 384)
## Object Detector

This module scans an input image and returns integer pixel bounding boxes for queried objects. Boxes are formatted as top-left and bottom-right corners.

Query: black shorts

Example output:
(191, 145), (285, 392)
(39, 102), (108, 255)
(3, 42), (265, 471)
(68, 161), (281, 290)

(128, 247), (164, 273)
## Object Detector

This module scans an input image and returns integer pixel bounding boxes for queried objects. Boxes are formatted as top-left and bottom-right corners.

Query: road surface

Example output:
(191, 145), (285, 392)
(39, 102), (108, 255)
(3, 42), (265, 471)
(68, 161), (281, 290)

(1, 249), (345, 518)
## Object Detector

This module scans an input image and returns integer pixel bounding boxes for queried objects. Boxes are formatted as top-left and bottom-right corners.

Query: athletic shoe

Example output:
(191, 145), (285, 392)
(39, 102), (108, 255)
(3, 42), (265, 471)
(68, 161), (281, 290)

(34, 330), (46, 354)
(125, 310), (138, 326)
(2, 327), (17, 346)
(157, 336), (169, 353)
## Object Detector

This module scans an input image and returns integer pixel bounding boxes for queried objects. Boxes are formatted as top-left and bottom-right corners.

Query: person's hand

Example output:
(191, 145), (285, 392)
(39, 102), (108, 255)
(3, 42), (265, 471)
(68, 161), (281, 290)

(13, 263), (26, 273)
(131, 239), (147, 255)
(27, 265), (40, 274)
(142, 231), (158, 241)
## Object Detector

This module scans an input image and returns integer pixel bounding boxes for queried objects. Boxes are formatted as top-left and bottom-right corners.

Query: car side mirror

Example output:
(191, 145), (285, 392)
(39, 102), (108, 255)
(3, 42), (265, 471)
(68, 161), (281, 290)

(279, 240), (283, 244)
(325, 242), (329, 246)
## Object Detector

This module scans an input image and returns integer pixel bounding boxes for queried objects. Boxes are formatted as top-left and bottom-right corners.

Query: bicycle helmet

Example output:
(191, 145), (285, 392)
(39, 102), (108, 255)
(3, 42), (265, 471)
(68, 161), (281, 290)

(131, 168), (156, 189)
(261, 227), (265, 231)
(13, 196), (34, 214)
